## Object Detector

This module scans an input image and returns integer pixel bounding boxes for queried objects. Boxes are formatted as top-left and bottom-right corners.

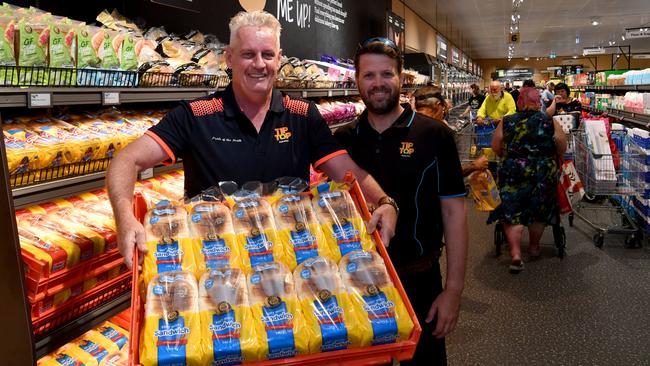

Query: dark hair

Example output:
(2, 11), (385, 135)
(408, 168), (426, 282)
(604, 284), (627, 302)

(470, 83), (479, 91)
(354, 37), (403, 75)
(522, 79), (535, 87)
(555, 82), (571, 96)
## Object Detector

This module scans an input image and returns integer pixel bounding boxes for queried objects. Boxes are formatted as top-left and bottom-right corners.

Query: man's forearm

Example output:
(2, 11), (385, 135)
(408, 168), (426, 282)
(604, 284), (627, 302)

(441, 198), (468, 292)
(107, 153), (141, 221)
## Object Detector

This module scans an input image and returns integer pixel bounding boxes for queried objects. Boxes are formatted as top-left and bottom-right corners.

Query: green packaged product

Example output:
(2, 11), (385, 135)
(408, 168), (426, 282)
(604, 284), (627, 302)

(98, 29), (119, 69)
(48, 23), (75, 85)
(76, 26), (100, 69)
(119, 33), (137, 71)
(0, 16), (17, 85)
(17, 20), (48, 85)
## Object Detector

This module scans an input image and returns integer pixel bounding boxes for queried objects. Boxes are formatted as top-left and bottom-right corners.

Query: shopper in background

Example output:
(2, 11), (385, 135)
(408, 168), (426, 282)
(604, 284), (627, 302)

(547, 82), (582, 115)
(459, 83), (485, 120)
(510, 85), (521, 109)
(504, 81), (513, 93)
(488, 86), (567, 273)
(523, 79), (536, 88)
(541, 81), (555, 109)
(476, 80), (516, 125)
(106, 11), (398, 269)
(335, 37), (468, 365)
(414, 85), (489, 176)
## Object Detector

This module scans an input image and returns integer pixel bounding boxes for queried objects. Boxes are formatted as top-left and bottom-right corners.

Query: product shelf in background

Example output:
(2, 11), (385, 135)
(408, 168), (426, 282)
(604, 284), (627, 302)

(585, 84), (650, 92)
(583, 105), (650, 128)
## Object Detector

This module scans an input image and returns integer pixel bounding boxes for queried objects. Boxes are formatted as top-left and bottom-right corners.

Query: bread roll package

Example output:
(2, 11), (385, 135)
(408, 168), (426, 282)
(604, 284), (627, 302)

(293, 256), (370, 353)
(199, 268), (262, 364)
(339, 250), (413, 345)
(273, 193), (337, 268)
(37, 345), (91, 366)
(248, 262), (309, 360)
(17, 221), (81, 268)
(142, 200), (196, 285)
(73, 329), (121, 365)
(141, 272), (204, 366)
(312, 189), (375, 258)
(97, 344), (129, 366)
(232, 198), (287, 274)
(189, 201), (243, 274)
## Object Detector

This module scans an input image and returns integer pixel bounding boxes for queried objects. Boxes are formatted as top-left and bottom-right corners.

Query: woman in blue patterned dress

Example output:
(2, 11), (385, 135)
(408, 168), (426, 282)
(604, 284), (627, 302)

(489, 86), (567, 273)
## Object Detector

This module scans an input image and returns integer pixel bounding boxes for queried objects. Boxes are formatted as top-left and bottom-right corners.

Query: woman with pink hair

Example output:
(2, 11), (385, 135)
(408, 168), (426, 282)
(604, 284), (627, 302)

(488, 86), (567, 273)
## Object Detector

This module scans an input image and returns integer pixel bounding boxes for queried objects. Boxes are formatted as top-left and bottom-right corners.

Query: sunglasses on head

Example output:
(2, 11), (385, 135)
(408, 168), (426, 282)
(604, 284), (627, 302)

(359, 37), (400, 53)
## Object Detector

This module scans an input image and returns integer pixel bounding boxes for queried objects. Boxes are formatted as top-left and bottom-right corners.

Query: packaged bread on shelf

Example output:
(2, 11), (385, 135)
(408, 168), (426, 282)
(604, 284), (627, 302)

(73, 329), (121, 365)
(95, 321), (129, 351)
(294, 256), (370, 353)
(339, 250), (414, 345)
(3, 125), (40, 175)
(189, 201), (243, 273)
(23, 213), (99, 262)
(141, 272), (204, 366)
(248, 261), (309, 360)
(38, 344), (93, 366)
(17, 219), (82, 268)
(199, 267), (262, 364)
(142, 201), (196, 285)
(273, 193), (336, 268)
(312, 186), (375, 259)
(19, 231), (68, 274)
(232, 197), (287, 274)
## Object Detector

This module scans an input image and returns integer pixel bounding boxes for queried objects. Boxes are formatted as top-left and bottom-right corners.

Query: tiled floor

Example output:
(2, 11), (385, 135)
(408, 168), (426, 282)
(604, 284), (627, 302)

(443, 205), (650, 365)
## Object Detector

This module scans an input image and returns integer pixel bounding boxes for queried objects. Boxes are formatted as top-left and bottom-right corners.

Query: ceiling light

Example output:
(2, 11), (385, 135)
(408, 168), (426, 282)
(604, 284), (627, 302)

(621, 35), (626, 41)
(524, 57), (529, 60)
(572, 55), (578, 59)
(576, 36), (580, 44)
(590, 17), (600, 26)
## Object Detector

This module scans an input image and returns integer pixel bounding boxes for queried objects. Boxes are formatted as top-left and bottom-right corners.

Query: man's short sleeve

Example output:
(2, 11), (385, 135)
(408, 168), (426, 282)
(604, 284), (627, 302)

(308, 102), (347, 169)
(437, 129), (466, 198)
(146, 103), (193, 165)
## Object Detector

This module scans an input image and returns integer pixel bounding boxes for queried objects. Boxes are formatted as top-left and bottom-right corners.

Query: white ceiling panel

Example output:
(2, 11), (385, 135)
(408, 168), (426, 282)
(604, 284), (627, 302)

(403, 0), (650, 59)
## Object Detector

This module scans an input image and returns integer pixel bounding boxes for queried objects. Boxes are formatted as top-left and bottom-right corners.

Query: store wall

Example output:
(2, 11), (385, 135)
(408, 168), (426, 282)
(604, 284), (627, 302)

(477, 56), (650, 85)
(391, 1), (436, 55)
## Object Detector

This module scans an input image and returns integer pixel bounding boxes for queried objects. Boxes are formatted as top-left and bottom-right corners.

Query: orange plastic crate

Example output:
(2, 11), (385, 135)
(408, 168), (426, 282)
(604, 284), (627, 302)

(128, 178), (422, 365)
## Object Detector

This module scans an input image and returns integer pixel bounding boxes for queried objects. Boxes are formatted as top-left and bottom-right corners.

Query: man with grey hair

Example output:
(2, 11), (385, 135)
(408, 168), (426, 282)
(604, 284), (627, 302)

(107, 11), (398, 269)
(476, 80), (516, 125)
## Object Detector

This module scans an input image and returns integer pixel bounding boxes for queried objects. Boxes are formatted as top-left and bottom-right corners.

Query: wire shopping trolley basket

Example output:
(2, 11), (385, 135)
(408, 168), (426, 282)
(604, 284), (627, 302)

(570, 129), (649, 247)
(454, 120), (499, 164)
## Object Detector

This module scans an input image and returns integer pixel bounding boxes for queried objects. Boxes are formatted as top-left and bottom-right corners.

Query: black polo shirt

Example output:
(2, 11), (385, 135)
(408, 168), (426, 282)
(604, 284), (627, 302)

(147, 84), (345, 198)
(334, 105), (466, 267)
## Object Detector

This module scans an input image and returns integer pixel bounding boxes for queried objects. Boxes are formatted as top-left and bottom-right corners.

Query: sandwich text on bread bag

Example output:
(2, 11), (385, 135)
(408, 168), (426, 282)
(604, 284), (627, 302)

(142, 200), (197, 286)
(293, 256), (369, 353)
(339, 250), (414, 345)
(248, 262), (309, 360)
(141, 272), (204, 366)
(199, 267), (262, 365)
(189, 201), (244, 274)
(273, 192), (337, 268)
(311, 182), (375, 260)
(231, 197), (288, 273)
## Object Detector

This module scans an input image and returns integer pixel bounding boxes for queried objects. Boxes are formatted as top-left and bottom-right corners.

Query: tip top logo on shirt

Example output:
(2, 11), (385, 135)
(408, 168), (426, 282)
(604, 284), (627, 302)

(274, 127), (292, 143)
(400, 142), (415, 157)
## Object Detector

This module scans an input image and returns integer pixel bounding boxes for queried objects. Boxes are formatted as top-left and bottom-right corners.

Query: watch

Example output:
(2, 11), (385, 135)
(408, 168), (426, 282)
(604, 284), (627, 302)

(377, 196), (399, 216)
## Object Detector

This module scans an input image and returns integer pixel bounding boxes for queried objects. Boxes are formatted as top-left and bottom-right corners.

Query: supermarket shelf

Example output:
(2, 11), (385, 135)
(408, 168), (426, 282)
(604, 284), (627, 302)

(328, 120), (355, 132)
(11, 162), (183, 208)
(34, 292), (130, 359)
(0, 87), (218, 108)
(279, 88), (358, 98)
(584, 84), (650, 92)
(584, 106), (650, 128)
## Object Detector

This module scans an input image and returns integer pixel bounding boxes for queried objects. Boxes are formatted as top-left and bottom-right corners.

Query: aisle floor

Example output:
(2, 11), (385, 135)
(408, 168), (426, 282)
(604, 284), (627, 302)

(443, 204), (650, 365)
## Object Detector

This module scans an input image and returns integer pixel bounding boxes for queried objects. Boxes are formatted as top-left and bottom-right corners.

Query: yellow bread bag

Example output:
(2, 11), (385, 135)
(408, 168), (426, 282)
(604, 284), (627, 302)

(189, 201), (243, 274)
(22, 214), (98, 262)
(38, 345), (92, 366)
(273, 193), (337, 268)
(73, 329), (121, 364)
(339, 250), (414, 345)
(248, 261), (309, 360)
(17, 220), (80, 268)
(98, 345), (128, 366)
(142, 200), (196, 286)
(311, 188), (374, 259)
(199, 268), (262, 364)
(141, 272), (204, 366)
(232, 198), (288, 274)
(43, 213), (106, 255)
(95, 321), (129, 351)
(293, 256), (370, 353)
(19, 230), (68, 274)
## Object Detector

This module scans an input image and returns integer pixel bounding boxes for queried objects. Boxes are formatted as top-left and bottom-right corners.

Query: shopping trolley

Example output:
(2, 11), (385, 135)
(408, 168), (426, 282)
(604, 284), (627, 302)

(570, 129), (647, 248)
(454, 118), (567, 258)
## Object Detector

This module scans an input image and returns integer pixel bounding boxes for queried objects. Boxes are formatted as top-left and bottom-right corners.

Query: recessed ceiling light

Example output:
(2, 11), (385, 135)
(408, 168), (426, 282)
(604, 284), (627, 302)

(572, 55), (578, 59)
(621, 35), (626, 41)
(590, 17), (600, 26)
(524, 57), (529, 60)
(576, 36), (580, 44)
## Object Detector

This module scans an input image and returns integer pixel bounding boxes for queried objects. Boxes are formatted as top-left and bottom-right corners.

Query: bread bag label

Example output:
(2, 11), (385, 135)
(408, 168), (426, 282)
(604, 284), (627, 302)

(209, 309), (244, 365)
(261, 301), (296, 360)
(313, 296), (349, 352)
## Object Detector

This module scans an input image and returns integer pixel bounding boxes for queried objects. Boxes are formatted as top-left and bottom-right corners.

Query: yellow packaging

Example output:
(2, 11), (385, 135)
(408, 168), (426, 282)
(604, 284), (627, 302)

(95, 321), (129, 351)
(293, 256), (370, 353)
(38, 347), (89, 366)
(232, 198), (288, 274)
(248, 261), (309, 360)
(273, 193), (337, 269)
(467, 170), (501, 211)
(74, 329), (120, 364)
(312, 189), (375, 259)
(142, 201), (196, 286)
(44, 213), (106, 256)
(188, 201), (243, 274)
(97, 345), (129, 366)
(198, 268), (262, 364)
(339, 250), (413, 345)
(141, 272), (204, 366)
(17, 221), (80, 268)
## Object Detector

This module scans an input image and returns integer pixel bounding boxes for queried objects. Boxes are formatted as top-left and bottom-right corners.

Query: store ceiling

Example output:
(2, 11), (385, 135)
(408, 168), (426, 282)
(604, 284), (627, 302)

(403, 0), (650, 60)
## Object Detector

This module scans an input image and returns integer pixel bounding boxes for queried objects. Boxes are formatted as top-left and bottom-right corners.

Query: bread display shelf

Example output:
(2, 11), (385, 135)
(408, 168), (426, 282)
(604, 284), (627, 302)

(128, 175), (423, 366)
(11, 161), (183, 209)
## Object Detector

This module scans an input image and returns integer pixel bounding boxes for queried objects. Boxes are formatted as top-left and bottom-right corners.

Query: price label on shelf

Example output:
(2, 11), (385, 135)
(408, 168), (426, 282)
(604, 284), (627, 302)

(139, 168), (154, 180)
(28, 93), (51, 108)
(102, 92), (120, 105)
